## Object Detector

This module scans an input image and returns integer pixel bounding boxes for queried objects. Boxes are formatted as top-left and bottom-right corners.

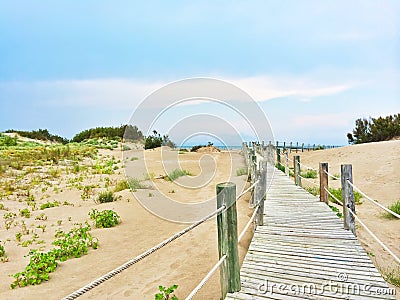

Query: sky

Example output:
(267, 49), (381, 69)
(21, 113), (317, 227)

(0, 1), (399, 145)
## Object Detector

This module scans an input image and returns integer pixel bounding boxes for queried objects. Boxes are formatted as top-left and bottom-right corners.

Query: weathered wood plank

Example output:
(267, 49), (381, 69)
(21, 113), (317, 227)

(226, 164), (395, 300)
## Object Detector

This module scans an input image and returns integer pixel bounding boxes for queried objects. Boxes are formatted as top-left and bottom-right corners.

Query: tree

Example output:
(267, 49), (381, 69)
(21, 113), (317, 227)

(347, 113), (400, 144)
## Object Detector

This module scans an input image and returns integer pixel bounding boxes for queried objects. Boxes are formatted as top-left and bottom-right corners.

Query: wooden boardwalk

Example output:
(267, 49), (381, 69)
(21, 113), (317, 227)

(227, 166), (396, 299)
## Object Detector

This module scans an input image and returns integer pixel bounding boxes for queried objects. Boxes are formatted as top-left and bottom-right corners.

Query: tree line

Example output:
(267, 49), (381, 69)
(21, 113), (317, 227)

(71, 125), (143, 142)
(5, 129), (69, 144)
(347, 113), (400, 144)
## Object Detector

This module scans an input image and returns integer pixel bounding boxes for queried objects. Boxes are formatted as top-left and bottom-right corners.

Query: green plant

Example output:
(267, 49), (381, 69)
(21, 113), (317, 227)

(304, 186), (319, 196)
(97, 191), (117, 203)
(35, 213), (47, 221)
(327, 187), (362, 205)
(11, 250), (58, 288)
(0, 241), (8, 262)
(89, 209), (121, 228)
(0, 203), (8, 210)
(19, 208), (31, 218)
(15, 232), (22, 242)
(114, 180), (130, 192)
(130, 156), (139, 161)
(275, 163), (285, 173)
(328, 205), (343, 218)
(40, 201), (60, 210)
(383, 200), (400, 219)
(144, 172), (156, 180)
(155, 284), (179, 300)
(301, 169), (317, 178)
(166, 169), (192, 181)
(236, 167), (248, 176)
(4, 212), (17, 230)
(380, 266), (400, 287)
(128, 177), (149, 191)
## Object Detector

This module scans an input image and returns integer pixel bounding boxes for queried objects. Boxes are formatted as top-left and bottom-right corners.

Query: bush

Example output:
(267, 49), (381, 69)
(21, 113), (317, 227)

(236, 167), (248, 176)
(97, 191), (117, 203)
(114, 180), (129, 192)
(166, 169), (192, 181)
(19, 208), (31, 218)
(127, 177), (149, 191)
(328, 187), (362, 205)
(384, 200), (400, 219)
(301, 169), (317, 178)
(89, 209), (121, 228)
(40, 201), (60, 210)
(276, 163), (285, 173)
(347, 113), (400, 144)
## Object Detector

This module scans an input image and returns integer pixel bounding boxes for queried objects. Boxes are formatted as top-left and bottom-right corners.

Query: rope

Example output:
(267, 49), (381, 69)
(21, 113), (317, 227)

(324, 170), (340, 180)
(347, 209), (400, 264)
(238, 205), (259, 242)
(324, 187), (343, 206)
(298, 175), (319, 186)
(185, 255), (227, 300)
(347, 180), (400, 219)
(62, 205), (226, 300)
(237, 180), (258, 200)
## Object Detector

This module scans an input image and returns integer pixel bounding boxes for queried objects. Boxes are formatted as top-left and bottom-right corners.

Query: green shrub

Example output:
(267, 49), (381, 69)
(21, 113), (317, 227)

(89, 209), (121, 228)
(304, 186), (319, 197)
(276, 163), (285, 173)
(155, 284), (179, 300)
(384, 200), (400, 219)
(19, 208), (31, 218)
(40, 201), (60, 210)
(301, 169), (317, 178)
(126, 177), (149, 191)
(114, 180), (129, 192)
(166, 169), (192, 181)
(130, 156), (139, 161)
(236, 167), (248, 176)
(327, 187), (362, 205)
(97, 191), (117, 203)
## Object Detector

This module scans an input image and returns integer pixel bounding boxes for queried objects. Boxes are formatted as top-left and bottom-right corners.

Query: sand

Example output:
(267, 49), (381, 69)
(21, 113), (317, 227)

(0, 146), (253, 299)
(1, 140), (398, 299)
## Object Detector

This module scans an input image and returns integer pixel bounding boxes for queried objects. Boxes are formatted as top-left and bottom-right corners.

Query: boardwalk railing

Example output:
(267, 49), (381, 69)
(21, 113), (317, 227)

(274, 146), (400, 265)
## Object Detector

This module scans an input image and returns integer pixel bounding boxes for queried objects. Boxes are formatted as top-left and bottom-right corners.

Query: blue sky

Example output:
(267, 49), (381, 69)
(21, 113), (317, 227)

(0, 1), (399, 145)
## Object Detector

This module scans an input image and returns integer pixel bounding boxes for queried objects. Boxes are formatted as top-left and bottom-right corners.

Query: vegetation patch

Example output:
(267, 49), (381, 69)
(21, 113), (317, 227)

(155, 284), (179, 300)
(236, 167), (248, 176)
(97, 191), (117, 203)
(301, 169), (317, 178)
(275, 163), (285, 173)
(383, 200), (400, 219)
(40, 201), (60, 210)
(165, 169), (192, 181)
(89, 209), (121, 228)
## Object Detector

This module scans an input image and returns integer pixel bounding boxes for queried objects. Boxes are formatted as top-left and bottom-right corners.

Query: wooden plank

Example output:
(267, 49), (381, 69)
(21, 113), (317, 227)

(226, 164), (395, 300)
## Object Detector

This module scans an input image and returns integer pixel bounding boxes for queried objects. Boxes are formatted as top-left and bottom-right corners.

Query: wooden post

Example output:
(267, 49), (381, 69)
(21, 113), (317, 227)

(256, 160), (267, 226)
(289, 142), (292, 153)
(319, 163), (328, 204)
(308, 143), (310, 152)
(341, 165), (356, 236)
(283, 141), (286, 151)
(296, 142), (298, 153)
(250, 153), (257, 184)
(301, 143), (304, 152)
(285, 151), (289, 176)
(217, 182), (240, 298)
(276, 148), (281, 168)
(294, 156), (301, 187)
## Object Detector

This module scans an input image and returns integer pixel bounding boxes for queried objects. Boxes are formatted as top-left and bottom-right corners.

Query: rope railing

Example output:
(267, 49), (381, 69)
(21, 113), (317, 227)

(324, 170), (340, 180)
(348, 209), (400, 264)
(185, 255), (227, 300)
(347, 180), (400, 219)
(62, 205), (226, 300)
(298, 161), (318, 171)
(324, 187), (343, 206)
(238, 205), (259, 242)
(237, 180), (258, 201)
(298, 174), (319, 186)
